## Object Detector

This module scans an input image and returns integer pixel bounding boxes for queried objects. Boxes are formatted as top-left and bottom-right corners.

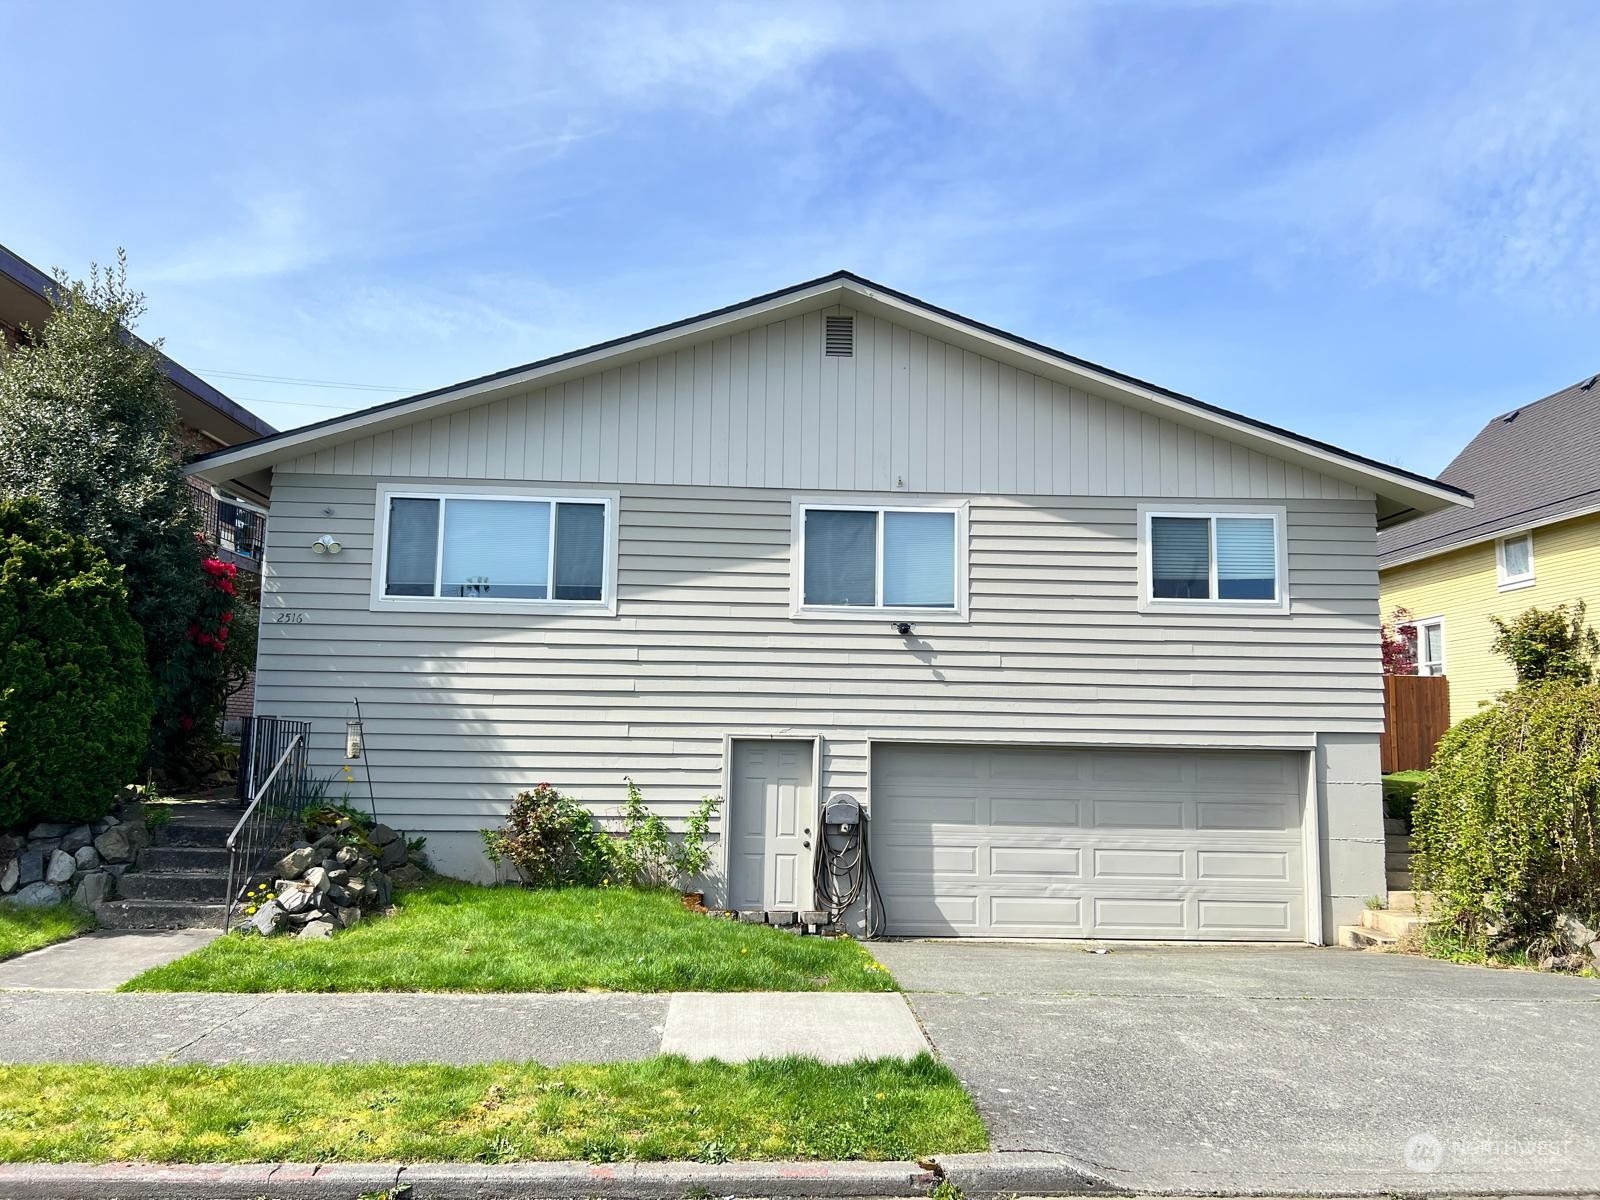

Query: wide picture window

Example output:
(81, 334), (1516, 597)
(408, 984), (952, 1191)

(802, 506), (958, 610)
(1149, 512), (1280, 603)
(383, 494), (608, 603)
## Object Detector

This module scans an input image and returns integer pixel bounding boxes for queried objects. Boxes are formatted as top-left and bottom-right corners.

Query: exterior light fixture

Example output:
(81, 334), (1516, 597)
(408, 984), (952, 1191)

(312, 534), (342, 555)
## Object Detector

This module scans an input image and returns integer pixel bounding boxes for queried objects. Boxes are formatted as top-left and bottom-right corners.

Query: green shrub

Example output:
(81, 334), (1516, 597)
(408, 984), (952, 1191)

(1489, 601), (1599, 686)
(0, 499), (153, 829)
(1382, 770), (1429, 829)
(617, 776), (674, 887)
(1413, 683), (1600, 943)
(481, 784), (612, 888)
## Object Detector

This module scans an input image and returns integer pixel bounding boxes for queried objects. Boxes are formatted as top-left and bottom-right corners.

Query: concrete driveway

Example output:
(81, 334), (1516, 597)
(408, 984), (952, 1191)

(871, 940), (1600, 1195)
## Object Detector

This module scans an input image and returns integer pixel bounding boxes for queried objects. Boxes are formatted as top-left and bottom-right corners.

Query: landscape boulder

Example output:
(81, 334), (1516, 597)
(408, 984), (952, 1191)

(298, 918), (336, 939)
(16, 848), (44, 886)
(61, 825), (94, 853)
(371, 824), (399, 847)
(0, 857), (17, 894)
(44, 849), (76, 886)
(378, 839), (408, 870)
(4, 881), (63, 908)
(26, 822), (71, 841)
(1555, 913), (1597, 950)
(73, 871), (112, 908)
(250, 900), (285, 935)
(274, 846), (317, 879)
(92, 826), (135, 864)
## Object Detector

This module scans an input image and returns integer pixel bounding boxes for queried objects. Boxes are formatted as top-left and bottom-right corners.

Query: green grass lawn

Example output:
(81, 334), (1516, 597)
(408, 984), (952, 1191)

(0, 903), (94, 962)
(122, 881), (897, 993)
(0, 1056), (985, 1163)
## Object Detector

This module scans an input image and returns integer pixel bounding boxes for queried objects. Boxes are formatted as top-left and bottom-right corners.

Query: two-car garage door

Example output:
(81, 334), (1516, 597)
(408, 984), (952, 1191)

(871, 744), (1306, 941)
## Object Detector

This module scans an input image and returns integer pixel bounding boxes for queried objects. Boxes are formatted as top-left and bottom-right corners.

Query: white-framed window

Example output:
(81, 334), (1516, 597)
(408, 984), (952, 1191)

(1137, 504), (1289, 613)
(1409, 616), (1446, 676)
(791, 498), (969, 620)
(1497, 532), (1535, 590)
(371, 485), (618, 615)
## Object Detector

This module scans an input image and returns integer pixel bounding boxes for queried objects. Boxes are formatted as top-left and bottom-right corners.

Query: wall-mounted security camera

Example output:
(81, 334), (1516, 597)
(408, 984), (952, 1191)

(893, 621), (913, 636)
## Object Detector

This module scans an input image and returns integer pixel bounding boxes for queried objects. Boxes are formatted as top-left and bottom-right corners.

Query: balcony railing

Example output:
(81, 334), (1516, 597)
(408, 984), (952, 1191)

(190, 482), (266, 569)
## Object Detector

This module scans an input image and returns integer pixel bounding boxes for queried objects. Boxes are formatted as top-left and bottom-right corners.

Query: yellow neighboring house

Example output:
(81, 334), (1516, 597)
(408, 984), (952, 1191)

(1379, 373), (1600, 725)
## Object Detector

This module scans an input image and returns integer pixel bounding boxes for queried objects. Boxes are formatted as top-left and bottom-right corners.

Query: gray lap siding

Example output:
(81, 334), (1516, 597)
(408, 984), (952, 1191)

(256, 473), (1381, 857)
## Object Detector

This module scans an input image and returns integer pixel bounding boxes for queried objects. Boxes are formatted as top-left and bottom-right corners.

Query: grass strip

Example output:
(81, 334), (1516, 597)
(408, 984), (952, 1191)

(122, 881), (895, 993)
(0, 903), (94, 962)
(0, 1056), (985, 1163)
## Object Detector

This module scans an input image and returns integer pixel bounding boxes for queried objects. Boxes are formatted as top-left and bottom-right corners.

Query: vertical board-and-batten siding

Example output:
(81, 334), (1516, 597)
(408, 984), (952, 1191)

(282, 309), (1367, 503)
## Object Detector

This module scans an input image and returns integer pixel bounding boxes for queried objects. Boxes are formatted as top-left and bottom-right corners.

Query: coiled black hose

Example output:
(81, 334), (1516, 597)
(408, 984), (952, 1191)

(811, 805), (885, 938)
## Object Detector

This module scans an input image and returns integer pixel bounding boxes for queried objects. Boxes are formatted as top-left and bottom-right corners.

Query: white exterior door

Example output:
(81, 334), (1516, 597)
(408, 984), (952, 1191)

(728, 740), (814, 911)
(871, 744), (1305, 940)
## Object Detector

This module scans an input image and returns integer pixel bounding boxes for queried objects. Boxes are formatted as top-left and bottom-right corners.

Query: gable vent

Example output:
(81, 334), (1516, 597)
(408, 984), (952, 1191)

(824, 315), (854, 357)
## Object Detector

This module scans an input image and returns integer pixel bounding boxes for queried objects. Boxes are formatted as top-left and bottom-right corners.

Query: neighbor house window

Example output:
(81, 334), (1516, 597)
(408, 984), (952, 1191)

(378, 491), (612, 606)
(794, 502), (966, 615)
(1410, 617), (1446, 676)
(1142, 508), (1286, 608)
(1497, 533), (1534, 590)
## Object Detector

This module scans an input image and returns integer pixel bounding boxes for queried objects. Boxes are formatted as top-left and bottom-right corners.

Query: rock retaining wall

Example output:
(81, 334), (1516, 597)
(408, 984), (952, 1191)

(0, 810), (149, 910)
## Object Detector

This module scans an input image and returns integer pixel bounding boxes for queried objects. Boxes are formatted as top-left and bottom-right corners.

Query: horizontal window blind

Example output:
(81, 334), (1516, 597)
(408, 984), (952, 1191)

(883, 511), (955, 607)
(441, 499), (551, 599)
(1150, 516), (1210, 599)
(385, 498), (439, 596)
(553, 502), (606, 601)
(804, 509), (877, 606)
(1216, 516), (1277, 600)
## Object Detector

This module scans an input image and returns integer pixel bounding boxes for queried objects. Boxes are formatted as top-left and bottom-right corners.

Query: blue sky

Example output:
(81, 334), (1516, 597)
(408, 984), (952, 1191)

(2, 1), (1598, 476)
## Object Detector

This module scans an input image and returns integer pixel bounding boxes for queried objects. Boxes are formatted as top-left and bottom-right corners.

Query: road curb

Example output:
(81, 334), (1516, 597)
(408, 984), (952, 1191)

(0, 1153), (1120, 1198)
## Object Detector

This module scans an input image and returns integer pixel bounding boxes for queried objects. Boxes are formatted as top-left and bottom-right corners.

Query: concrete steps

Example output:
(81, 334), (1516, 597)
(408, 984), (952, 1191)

(94, 802), (242, 929)
(1336, 891), (1436, 949)
(96, 899), (230, 930)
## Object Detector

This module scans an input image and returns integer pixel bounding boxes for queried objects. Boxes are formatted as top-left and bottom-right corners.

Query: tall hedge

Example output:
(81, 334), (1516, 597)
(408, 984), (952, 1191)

(0, 500), (153, 829)
(1413, 683), (1600, 938)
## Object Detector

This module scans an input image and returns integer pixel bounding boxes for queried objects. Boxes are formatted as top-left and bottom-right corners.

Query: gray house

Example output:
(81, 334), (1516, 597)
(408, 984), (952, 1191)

(188, 272), (1469, 942)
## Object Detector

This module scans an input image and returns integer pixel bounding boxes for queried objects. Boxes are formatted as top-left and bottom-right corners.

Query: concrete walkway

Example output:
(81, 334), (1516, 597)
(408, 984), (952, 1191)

(0, 928), (219, 991)
(0, 990), (929, 1065)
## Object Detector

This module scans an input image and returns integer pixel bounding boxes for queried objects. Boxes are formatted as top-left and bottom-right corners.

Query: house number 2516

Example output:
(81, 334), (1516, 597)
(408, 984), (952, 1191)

(274, 612), (308, 624)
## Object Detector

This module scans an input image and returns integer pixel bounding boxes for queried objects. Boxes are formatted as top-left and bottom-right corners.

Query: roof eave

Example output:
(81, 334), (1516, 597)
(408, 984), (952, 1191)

(185, 270), (1473, 520)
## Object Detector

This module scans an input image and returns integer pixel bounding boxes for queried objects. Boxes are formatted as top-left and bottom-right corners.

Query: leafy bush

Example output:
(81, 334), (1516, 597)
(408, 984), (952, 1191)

(0, 499), (153, 829)
(1382, 770), (1429, 830)
(675, 794), (721, 884)
(481, 784), (612, 888)
(617, 776), (674, 887)
(1413, 683), (1600, 944)
(1489, 601), (1600, 686)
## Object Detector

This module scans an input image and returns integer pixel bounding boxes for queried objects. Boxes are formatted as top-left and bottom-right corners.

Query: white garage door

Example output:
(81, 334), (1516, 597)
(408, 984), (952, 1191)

(871, 744), (1306, 941)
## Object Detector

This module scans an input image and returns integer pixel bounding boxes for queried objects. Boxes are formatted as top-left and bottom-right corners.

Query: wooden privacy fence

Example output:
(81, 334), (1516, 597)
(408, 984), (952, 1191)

(1380, 674), (1450, 773)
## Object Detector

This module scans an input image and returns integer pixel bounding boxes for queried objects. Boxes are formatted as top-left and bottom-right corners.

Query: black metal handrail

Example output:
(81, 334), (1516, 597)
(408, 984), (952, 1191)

(223, 717), (312, 932)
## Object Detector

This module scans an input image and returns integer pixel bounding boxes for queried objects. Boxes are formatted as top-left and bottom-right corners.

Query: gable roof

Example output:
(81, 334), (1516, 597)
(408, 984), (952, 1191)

(1377, 373), (1600, 570)
(0, 240), (276, 447)
(186, 270), (1470, 523)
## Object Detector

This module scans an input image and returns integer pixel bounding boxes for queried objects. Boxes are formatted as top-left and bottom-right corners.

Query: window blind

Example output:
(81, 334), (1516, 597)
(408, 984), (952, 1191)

(804, 509), (877, 605)
(882, 511), (955, 607)
(1150, 516), (1210, 599)
(385, 498), (440, 596)
(441, 499), (551, 599)
(553, 502), (606, 601)
(1215, 516), (1277, 600)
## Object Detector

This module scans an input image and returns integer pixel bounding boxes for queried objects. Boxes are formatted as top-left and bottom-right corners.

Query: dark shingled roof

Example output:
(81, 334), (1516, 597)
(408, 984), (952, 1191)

(1377, 373), (1600, 568)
